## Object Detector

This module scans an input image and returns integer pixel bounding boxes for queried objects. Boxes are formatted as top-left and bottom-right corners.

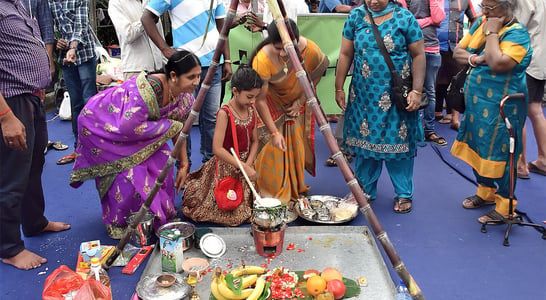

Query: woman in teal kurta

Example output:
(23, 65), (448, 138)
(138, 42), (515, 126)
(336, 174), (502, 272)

(335, 0), (426, 213)
(451, 0), (531, 223)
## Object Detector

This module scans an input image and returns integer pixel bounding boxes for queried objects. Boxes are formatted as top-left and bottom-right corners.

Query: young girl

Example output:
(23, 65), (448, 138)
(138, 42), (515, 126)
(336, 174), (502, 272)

(182, 66), (262, 226)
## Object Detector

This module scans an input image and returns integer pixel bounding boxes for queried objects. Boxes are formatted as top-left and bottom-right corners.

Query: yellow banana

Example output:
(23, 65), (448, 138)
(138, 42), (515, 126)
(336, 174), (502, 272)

(218, 276), (254, 299)
(230, 266), (266, 277)
(211, 275), (229, 300)
(245, 276), (266, 300)
(241, 274), (258, 289)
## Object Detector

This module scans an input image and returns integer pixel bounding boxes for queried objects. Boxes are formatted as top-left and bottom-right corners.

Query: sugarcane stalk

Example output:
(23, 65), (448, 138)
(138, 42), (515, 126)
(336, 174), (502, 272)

(265, 1), (425, 299)
(104, 0), (241, 269)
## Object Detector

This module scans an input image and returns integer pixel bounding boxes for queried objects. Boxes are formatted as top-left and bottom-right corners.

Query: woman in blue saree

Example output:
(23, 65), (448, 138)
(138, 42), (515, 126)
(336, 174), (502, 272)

(450, 0), (532, 223)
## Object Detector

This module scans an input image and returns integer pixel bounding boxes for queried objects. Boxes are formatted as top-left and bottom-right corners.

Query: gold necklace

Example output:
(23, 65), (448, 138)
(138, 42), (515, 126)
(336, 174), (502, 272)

(168, 87), (176, 104)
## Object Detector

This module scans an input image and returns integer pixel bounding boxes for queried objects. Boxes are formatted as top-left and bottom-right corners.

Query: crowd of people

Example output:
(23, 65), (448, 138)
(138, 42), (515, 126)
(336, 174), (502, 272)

(1, 0), (544, 270)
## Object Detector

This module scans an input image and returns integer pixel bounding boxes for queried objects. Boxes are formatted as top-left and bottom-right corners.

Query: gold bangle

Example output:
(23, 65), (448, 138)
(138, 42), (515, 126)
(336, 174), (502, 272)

(411, 90), (422, 95)
(224, 59), (232, 64)
(270, 131), (280, 137)
(335, 89), (344, 92)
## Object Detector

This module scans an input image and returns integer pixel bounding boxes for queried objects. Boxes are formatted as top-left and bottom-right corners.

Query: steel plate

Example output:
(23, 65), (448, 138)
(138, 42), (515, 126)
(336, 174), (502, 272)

(296, 195), (358, 224)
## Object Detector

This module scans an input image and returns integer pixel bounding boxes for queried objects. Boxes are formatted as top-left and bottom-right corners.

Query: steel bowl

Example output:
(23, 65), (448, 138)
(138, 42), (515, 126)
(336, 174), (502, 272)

(156, 222), (196, 251)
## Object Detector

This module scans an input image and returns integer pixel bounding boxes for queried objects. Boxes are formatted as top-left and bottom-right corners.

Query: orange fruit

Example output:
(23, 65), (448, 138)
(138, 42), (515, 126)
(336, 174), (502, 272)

(306, 275), (327, 296)
(321, 267), (343, 282)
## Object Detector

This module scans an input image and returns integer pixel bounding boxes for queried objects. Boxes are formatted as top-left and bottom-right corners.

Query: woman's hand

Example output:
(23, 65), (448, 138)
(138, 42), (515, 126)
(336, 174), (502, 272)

(243, 163), (257, 181)
(284, 99), (303, 117)
(56, 38), (68, 50)
(483, 17), (504, 34)
(405, 90), (422, 112)
(271, 133), (286, 151)
(174, 163), (189, 193)
(335, 90), (346, 111)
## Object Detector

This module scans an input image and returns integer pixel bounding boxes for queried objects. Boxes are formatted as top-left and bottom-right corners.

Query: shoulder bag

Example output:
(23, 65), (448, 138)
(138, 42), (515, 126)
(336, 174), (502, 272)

(214, 108), (244, 211)
(446, 43), (486, 113)
(364, 5), (428, 111)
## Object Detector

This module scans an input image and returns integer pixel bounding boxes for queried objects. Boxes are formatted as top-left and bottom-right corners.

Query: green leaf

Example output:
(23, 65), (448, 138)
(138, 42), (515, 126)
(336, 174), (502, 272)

(257, 280), (272, 300)
(224, 273), (243, 296)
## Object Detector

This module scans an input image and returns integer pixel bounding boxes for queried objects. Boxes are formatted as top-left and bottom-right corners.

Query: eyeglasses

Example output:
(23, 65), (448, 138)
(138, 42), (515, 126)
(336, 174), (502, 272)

(479, 3), (502, 11)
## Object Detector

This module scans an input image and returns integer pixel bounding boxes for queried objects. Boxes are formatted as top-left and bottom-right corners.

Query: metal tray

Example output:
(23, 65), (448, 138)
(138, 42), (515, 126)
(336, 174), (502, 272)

(296, 195), (358, 224)
(139, 226), (395, 299)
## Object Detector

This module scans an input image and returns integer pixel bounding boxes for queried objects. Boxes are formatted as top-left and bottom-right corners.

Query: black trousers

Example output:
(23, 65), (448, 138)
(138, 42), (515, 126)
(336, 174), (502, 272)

(0, 94), (48, 258)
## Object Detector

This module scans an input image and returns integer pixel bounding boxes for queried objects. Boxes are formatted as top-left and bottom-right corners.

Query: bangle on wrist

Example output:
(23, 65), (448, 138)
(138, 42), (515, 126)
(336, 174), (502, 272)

(69, 45), (77, 50)
(468, 54), (477, 67)
(224, 59), (232, 64)
(0, 108), (12, 117)
(411, 89), (422, 96)
(335, 89), (344, 92)
(270, 131), (280, 137)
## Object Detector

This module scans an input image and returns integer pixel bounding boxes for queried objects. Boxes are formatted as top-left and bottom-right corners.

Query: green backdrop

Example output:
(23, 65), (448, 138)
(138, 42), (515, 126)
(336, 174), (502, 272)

(223, 14), (350, 115)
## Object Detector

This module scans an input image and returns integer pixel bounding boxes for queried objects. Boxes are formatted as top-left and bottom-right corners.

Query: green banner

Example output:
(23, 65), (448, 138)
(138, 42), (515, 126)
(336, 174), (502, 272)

(223, 14), (350, 115)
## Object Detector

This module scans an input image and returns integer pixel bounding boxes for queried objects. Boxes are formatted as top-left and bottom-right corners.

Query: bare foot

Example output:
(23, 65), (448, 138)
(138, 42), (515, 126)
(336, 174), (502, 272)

(2, 249), (47, 270)
(41, 221), (71, 233)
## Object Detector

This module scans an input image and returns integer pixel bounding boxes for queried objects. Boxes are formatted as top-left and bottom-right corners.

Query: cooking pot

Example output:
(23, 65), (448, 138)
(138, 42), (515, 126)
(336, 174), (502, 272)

(136, 272), (191, 300)
(252, 197), (285, 228)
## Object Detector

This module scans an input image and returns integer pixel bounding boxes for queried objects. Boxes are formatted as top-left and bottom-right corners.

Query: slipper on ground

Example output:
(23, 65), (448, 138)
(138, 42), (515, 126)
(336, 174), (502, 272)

(528, 162), (546, 176)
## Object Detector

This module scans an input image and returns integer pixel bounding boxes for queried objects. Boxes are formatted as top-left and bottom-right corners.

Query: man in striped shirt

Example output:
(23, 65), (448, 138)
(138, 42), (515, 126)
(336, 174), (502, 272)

(0, 0), (70, 270)
(142, 0), (232, 164)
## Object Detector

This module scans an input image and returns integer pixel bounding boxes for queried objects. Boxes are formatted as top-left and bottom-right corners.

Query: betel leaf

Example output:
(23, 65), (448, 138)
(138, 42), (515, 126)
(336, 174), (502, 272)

(257, 280), (272, 300)
(293, 271), (361, 299)
(224, 273), (243, 296)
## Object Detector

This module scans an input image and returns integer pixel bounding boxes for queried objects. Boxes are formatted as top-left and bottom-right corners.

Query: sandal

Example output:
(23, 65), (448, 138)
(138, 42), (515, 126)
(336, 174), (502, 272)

(45, 140), (68, 154)
(478, 209), (515, 224)
(57, 153), (76, 165)
(462, 195), (495, 209)
(393, 197), (412, 214)
(528, 161), (546, 176)
(425, 132), (448, 146)
(438, 116), (452, 124)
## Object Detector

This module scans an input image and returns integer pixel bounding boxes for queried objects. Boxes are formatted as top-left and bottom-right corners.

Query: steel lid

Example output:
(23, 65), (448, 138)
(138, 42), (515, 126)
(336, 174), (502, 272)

(199, 233), (226, 258)
(136, 272), (191, 300)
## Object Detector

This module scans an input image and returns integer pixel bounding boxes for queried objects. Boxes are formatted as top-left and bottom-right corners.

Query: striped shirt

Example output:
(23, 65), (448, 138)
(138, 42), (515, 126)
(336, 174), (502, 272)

(146, 0), (226, 67)
(49, 0), (95, 65)
(0, 0), (51, 98)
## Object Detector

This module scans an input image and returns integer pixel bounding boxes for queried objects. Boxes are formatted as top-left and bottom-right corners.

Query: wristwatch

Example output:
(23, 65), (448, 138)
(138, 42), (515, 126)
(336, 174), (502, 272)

(485, 30), (498, 37)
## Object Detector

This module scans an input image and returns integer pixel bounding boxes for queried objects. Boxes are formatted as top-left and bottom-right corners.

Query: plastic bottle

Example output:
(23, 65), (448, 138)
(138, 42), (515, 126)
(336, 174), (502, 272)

(87, 257), (111, 289)
(394, 280), (411, 300)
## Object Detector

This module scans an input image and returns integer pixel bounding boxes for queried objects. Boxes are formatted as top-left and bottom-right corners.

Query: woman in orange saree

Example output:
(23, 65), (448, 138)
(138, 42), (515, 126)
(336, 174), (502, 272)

(249, 19), (328, 204)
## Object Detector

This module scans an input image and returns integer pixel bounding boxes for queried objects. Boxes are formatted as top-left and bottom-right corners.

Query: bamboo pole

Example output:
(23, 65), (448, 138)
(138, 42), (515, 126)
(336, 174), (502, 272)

(104, 0), (241, 268)
(264, 1), (425, 299)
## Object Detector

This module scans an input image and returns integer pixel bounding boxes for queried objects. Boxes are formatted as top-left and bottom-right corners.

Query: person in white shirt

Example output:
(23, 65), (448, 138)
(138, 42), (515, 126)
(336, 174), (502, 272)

(108, 0), (165, 80)
(514, 0), (546, 178)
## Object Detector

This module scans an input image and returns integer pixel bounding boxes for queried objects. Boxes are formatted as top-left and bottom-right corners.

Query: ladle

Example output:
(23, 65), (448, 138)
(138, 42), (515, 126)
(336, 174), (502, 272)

(229, 147), (264, 207)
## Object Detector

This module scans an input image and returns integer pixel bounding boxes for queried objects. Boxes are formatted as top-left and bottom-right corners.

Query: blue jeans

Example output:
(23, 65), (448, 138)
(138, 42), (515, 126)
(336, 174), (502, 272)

(422, 52), (442, 134)
(190, 66), (222, 163)
(62, 58), (97, 148)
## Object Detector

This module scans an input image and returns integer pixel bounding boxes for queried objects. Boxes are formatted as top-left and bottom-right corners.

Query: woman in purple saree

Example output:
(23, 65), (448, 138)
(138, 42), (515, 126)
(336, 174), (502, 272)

(69, 51), (200, 238)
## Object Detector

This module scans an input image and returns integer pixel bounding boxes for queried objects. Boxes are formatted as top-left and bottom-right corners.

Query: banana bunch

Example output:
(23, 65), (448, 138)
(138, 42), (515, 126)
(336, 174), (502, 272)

(211, 266), (267, 300)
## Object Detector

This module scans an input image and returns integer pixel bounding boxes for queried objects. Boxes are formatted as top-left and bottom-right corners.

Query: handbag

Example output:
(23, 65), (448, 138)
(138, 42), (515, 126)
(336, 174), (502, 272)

(364, 5), (428, 111)
(214, 108), (244, 211)
(446, 44), (486, 113)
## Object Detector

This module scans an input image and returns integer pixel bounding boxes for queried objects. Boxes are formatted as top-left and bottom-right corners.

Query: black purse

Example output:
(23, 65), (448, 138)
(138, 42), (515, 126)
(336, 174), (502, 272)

(365, 5), (428, 112)
(446, 44), (485, 113)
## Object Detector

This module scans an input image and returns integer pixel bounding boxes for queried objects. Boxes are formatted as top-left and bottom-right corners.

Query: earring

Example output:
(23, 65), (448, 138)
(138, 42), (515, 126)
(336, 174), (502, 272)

(172, 78), (176, 83)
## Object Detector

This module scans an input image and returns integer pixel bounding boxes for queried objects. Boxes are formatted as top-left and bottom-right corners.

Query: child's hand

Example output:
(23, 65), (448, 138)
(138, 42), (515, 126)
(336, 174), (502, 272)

(175, 165), (188, 193)
(243, 164), (257, 181)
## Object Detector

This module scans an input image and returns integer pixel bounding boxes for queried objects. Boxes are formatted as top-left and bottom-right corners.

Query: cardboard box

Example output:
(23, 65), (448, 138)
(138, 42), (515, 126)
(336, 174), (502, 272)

(80, 240), (102, 262)
(159, 229), (184, 273)
(76, 245), (115, 278)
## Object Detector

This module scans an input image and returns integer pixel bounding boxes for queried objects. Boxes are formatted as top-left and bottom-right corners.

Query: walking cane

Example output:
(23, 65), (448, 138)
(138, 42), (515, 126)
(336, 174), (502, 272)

(480, 93), (546, 245)
(104, 0), (242, 268)
(265, 1), (425, 298)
